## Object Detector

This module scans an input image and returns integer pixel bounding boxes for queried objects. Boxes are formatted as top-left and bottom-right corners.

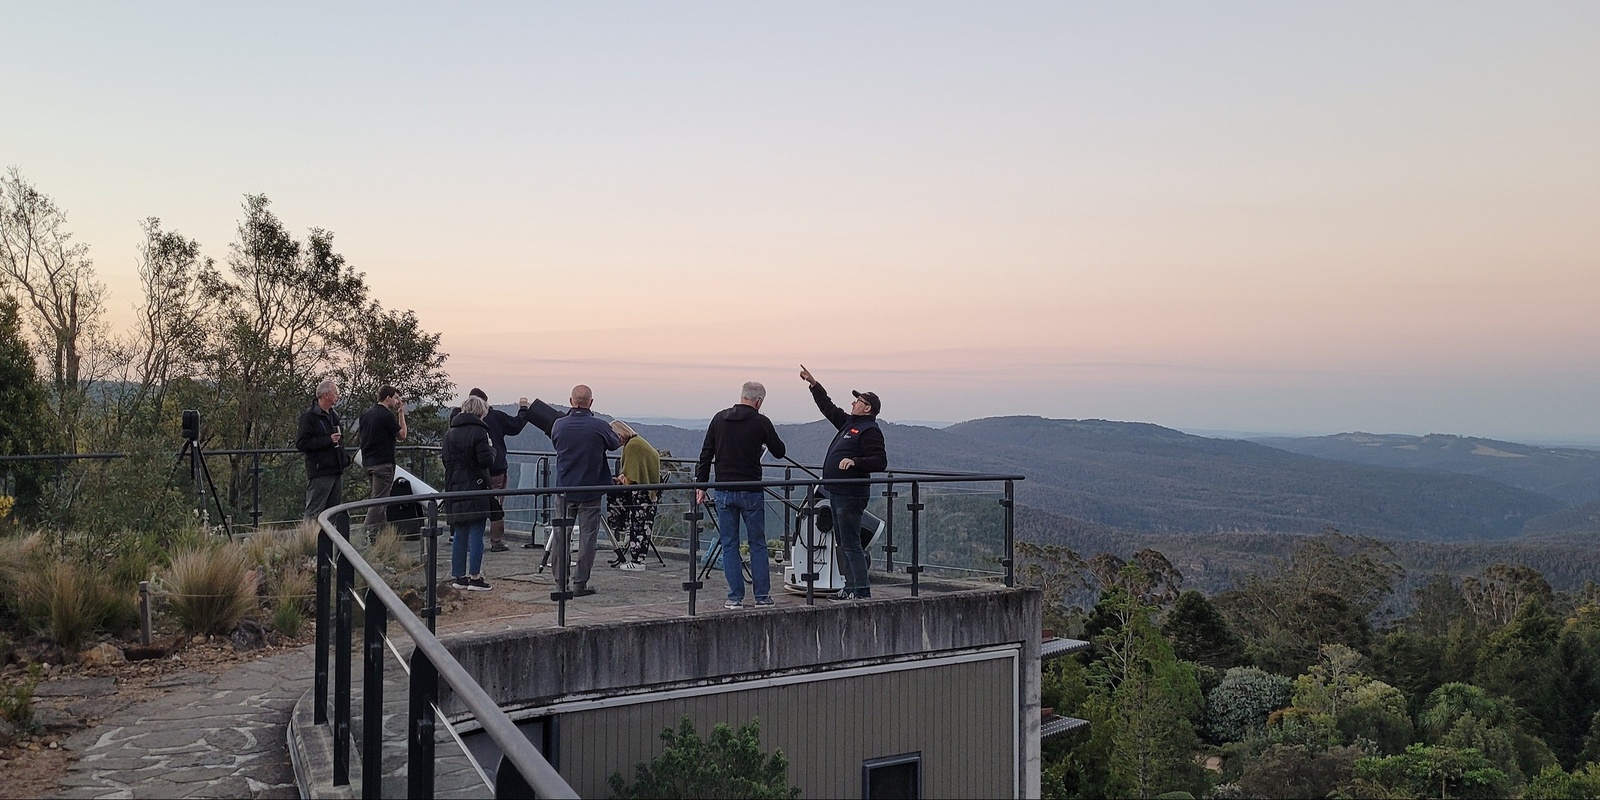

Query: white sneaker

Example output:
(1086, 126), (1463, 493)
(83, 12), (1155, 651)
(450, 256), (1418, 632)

(620, 562), (646, 571)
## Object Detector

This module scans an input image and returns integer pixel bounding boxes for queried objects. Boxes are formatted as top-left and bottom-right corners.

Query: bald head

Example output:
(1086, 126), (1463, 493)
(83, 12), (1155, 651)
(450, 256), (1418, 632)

(569, 385), (594, 409)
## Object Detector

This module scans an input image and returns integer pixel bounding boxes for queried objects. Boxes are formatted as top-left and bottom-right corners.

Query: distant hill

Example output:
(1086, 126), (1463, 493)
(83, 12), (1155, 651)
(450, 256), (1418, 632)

(1255, 432), (1600, 505)
(503, 411), (1564, 542)
(936, 417), (1561, 541)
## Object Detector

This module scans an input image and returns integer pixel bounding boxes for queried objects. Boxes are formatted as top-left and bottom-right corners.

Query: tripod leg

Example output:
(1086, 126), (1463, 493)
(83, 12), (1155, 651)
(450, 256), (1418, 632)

(195, 448), (233, 539)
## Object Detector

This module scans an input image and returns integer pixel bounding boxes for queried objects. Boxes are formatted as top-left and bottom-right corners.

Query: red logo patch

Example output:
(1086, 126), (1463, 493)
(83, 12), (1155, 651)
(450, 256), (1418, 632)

(849, 428), (859, 435)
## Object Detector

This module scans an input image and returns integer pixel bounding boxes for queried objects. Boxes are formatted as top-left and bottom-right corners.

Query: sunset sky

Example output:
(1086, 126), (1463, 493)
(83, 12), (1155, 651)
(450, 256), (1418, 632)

(5, 3), (1598, 442)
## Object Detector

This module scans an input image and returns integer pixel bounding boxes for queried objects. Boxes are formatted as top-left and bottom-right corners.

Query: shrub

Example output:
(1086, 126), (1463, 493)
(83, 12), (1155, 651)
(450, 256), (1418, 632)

(15, 561), (129, 652)
(271, 600), (304, 639)
(164, 545), (259, 635)
(271, 561), (315, 615)
(1205, 667), (1293, 744)
(608, 716), (800, 799)
(0, 663), (42, 732)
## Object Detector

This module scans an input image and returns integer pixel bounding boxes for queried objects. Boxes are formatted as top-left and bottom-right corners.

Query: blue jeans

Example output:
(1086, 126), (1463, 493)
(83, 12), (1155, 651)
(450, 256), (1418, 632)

(717, 489), (769, 602)
(831, 494), (871, 595)
(451, 519), (486, 578)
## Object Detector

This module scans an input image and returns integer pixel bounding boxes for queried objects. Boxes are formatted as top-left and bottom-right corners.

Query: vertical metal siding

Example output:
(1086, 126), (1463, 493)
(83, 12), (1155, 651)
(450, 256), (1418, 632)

(556, 657), (1015, 799)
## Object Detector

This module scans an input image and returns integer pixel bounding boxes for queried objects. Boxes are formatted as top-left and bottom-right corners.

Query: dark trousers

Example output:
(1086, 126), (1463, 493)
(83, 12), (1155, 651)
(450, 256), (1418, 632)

(831, 494), (871, 594)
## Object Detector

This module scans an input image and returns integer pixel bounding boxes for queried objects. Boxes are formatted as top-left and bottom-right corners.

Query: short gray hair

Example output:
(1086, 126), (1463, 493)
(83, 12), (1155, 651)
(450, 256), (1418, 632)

(316, 379), (338, 399)
(460, 396), (489, 418)
(740, 381), (766, 403)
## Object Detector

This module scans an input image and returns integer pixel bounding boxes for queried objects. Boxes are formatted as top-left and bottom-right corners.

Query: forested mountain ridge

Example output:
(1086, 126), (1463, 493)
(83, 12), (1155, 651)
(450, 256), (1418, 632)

(503, 411), (1564, 541)
(1255, 431), (1600, 505)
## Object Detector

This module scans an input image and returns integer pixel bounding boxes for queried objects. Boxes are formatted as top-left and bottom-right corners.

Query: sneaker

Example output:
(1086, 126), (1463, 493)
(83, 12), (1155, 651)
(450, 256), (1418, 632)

(489, 542), (509, 553)
(574, 586), (596, 598)
(466, 577), (492, 592)
(620, 561), (646, 572)
(521, 540), (539, 549)
(828, 590), (859, 602)
(724, 599), (744, 609)
(754, 596), (775, 606)
(451, 576), (471, 590)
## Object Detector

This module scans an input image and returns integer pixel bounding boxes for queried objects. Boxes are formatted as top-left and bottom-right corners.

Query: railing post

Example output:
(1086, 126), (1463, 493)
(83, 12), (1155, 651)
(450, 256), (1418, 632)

(906, 481), (924, 597)
(424, 500), (440, 635)
(538, 457), (551, 525)
(407, 650), (438, 800)
(314, 530), (332, 724)
(250, 450), (263, 528)
(334, 554), (354, 786)
(1002, 479), (1015, 587)
(880, 480), (897, 575)
(682, 503), (704, 616)
(362, 592), (386, 799)
(551, 510), (575, 627)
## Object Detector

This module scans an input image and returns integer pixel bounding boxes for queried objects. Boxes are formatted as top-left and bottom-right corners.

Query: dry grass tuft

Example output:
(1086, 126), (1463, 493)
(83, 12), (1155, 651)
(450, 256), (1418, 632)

(164, 545), (260, 636)
(15, 562), (128, 653)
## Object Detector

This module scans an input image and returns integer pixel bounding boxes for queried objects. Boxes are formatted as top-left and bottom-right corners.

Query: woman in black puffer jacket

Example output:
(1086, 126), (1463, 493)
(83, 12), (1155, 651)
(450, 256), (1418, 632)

(444, 395), (497, 591)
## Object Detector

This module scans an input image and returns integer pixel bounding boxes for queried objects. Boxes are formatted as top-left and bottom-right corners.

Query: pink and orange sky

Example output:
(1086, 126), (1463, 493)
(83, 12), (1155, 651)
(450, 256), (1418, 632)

(4, 3), (1598, 442)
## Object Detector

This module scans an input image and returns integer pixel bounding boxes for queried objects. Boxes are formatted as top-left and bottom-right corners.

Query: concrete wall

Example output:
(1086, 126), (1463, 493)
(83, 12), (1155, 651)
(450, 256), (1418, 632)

(442, 587), (1044, 797)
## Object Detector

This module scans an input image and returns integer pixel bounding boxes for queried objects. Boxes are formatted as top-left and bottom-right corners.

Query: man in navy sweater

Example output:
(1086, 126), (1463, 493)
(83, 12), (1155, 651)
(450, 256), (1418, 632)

(799, 365), (888, 600)
(550, 384), (620, 596)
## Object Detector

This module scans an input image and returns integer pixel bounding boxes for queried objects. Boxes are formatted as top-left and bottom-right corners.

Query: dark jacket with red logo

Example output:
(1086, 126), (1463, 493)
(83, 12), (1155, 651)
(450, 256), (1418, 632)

(810, 382), (887, 497)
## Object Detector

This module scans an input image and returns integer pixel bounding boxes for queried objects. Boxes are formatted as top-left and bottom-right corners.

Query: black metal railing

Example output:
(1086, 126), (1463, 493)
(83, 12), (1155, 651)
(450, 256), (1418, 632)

(311, 467), (1023, 797)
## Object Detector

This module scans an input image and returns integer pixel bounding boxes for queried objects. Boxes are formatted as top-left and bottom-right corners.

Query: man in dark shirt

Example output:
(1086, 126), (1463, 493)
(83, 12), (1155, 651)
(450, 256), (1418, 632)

(695, 381), (787, 609)
(358, 385), (407, 536)
(550, 385), (620, 596)
(466, 388), (533, 552)
(799, 365), (887, 600)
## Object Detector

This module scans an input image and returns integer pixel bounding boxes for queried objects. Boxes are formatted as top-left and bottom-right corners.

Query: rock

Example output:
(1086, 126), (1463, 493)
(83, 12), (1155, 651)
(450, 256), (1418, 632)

(0, 719), (17, 748)
(191, 634), (209, 646)
(31, 706), (82, 734)
(79, 642), (125, 667)
(400, 587), (424, 613)
(32, 677), (116, 698)
(231, 618), (269, 652)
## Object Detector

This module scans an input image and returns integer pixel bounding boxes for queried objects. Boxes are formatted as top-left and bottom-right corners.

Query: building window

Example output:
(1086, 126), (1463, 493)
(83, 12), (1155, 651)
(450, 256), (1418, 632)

(863, 752), (921, 799)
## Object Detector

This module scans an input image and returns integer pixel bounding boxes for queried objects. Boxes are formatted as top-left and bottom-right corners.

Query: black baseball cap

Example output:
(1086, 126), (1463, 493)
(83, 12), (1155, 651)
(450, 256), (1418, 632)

(851, 390), (881, 415)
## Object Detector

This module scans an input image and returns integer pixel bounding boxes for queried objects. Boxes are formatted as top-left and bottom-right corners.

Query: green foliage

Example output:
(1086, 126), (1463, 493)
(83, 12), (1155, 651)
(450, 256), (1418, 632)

(1163, 590), (1246, 670)
(270, 600), (303, 638)
(1235, 743), (1362, 800)
(1090, 585), (1210, 799)
(1525, 762), (1600, 799)
(0, 663), (42, 731)
(1203, 667), (1292, 744)
(0, 296), (50, 521)
(1418, 682), (1557, 787)
(1214, 531), (1401, 674)
(607, 716), (799, 800)
(164, 544), (259, 636)
(1352, 743), (1511, 800)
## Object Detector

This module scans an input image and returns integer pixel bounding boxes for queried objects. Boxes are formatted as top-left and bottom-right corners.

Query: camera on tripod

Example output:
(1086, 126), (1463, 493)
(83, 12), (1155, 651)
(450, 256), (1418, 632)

(182, 409), (201, 442)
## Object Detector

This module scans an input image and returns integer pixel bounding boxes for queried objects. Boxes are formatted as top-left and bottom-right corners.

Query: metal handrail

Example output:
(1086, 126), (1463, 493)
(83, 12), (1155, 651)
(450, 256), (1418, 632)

(313, 468), (1022, 798)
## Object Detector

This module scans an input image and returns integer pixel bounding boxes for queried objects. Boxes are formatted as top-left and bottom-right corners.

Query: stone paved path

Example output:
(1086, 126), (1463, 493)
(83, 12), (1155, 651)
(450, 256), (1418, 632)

(52, 647), (312, 800)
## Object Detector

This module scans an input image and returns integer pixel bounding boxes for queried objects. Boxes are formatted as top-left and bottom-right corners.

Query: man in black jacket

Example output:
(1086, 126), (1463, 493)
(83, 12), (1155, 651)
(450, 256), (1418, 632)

(695, 381), (787, 609)
(296, 379), (350, 523)
(357, 385), (407, 535)
(799, 365), (887, 600)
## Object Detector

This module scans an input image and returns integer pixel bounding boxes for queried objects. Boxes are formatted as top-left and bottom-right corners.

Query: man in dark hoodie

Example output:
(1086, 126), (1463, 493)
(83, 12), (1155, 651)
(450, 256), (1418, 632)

(465, 388), (533, 552)
(799, 364), (887, 601)
(695, 381), (787, 609)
